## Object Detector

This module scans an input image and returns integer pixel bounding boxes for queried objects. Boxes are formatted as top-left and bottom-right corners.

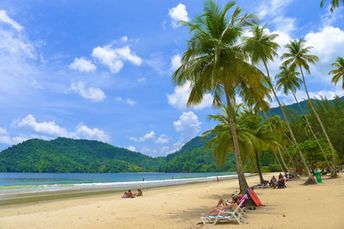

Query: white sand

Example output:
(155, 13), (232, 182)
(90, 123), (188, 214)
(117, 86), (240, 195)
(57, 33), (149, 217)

(0, 173), (343, 229)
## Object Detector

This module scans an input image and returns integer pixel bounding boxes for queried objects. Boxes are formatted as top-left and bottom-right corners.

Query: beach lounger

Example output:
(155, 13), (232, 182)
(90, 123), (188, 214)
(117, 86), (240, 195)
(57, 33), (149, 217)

(201, 199), (246, 225)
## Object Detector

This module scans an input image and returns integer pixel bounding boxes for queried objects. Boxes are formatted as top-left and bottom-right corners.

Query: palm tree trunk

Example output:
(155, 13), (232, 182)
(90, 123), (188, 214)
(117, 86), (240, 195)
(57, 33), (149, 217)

(277, 146), (289, 172)
(225, 91), (249, 193)
(299, 67), (337, 177)
(263, 112), (293, 170)
(291, 90), (332, 169)
(263, 61), (315, 184)
(254, 150), (265, 184)
(273, 151), (284, 171)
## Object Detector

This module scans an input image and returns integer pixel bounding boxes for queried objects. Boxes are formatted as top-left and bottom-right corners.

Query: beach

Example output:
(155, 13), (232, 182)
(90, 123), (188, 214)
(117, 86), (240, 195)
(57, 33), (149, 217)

(0, 173), (343, 229)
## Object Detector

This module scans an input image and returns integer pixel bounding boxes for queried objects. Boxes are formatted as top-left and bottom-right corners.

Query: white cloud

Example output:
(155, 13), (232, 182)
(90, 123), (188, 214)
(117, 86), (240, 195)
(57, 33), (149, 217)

(128, 146), (136, 151)
(69, 57), (96, 73)
(305, 26), (344, 64)
(156, 134), (169, 144)
(321, 7), (344, 26)
(92, 45), (142, 74)
(171, 54), (182, 71)
(92, 46), (123, 73)
(170, 53), (182, 71)
(145, 53), (167, 75)
(272, 16), (295, 34)
(168, 3), (189, 28)
(158, 141), (184, 155)
(137, 77), (146, 82)
(0, 28), (35, 59)
(167, 81), (213, 110)
(121, 36), (128, 42)
(0, 10), (23, 32)
(115, 96), (137, 106)
(173, 111), (201, 139)
(13, 114), (110, 143)
(115, 46), (142, 65)
(15, 114), (71, 137)
(130, 131), (156, 142)
(75, 124), (110, 142)
(70, 81), (106, 102)
(126, 98), (137, 106)
(0, 127), (26, 145)
(257, 0), (293, 19)
(0, 127), (6, 135)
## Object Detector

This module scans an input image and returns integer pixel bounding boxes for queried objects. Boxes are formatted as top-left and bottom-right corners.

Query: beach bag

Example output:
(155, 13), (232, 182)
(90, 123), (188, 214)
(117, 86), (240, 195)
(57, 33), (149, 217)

(246, 188), (263, 207)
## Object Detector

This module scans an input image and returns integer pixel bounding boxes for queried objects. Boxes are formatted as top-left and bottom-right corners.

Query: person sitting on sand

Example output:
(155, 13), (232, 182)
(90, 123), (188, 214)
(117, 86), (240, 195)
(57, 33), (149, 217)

(136, 189), (143, 197)
(277, 177), (287, 189)
(269, 176), (277, 188)
(278, 173), (284, 180)
(122, 190), (135, 198)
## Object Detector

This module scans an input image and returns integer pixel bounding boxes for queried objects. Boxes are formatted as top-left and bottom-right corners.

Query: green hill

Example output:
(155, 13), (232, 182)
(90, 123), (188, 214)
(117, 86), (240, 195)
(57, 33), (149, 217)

(0, 136), (236, 173)
(267, 96), (344, 118)
(1, 97), (342, 173)
(0, 137), (164, 173)
(160, 136), (236, 172)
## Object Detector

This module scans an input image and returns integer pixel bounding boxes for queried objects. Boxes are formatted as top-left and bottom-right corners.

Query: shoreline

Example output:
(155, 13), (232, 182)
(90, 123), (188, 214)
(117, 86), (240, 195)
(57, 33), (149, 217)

(0, 173), (343, 229)
(0, 173), (253, 206)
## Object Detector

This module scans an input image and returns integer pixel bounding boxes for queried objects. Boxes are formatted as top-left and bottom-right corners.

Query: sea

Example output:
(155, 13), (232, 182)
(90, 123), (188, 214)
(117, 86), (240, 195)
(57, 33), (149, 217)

(0, 172), (240, 201)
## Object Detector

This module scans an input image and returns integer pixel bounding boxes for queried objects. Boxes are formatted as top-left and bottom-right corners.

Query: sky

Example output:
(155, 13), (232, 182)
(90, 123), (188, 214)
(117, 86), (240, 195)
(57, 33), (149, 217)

(0, 0), (343, 156)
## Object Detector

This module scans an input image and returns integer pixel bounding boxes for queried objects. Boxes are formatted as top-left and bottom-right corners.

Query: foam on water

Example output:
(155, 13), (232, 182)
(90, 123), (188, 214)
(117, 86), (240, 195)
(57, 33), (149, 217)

(0, 174), (251, 200)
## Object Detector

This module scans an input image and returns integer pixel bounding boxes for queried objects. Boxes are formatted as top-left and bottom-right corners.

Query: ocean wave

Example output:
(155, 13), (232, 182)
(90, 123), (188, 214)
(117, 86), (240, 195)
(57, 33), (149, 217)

(0, 174), (250, 198)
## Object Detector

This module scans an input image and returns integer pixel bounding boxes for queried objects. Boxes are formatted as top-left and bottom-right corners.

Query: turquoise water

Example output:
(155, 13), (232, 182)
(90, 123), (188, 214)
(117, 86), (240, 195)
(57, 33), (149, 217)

(0, 172), (238, 198)
(0, 172), (232, 186)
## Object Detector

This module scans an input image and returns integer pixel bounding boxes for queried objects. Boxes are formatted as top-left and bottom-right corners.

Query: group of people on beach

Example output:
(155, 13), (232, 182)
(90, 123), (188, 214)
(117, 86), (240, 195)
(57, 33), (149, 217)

(269, 173), (287, 189)
(122, 189), (143, 198)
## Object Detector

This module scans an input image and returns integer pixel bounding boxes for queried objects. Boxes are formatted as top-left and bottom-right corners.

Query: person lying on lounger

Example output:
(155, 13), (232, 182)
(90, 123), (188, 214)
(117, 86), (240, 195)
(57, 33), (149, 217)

(205, 194), (244, 216)
(206, 199), (237, 216)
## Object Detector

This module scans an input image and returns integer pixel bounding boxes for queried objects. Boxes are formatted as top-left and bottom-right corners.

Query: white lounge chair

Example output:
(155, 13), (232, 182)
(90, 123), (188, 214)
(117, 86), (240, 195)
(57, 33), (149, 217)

(201, 199), (246, 225)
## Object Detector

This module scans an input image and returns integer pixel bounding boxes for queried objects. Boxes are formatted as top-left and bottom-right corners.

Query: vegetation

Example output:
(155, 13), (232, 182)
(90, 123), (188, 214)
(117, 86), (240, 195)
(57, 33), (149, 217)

(1, 1), (343, 194)
(0, 97), (343, 174)
(0, 138), (164, 173)
(320, 0), (344, 12)
(160, 136), (237, 173)
(329, 57), (344, 89)
(204, 105), (277, 184)
(282, 39), (337, 177)
(174, 0), (270, 193)
(171, 0), (343, 190)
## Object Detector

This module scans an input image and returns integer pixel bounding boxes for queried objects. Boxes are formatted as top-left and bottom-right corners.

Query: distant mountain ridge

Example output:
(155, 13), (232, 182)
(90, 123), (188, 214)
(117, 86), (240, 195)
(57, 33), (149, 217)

(0, 135), (237, 173)
(0, 138), (164, 173)
(266, 96), (344, 118)
(1, 97), (341, 173)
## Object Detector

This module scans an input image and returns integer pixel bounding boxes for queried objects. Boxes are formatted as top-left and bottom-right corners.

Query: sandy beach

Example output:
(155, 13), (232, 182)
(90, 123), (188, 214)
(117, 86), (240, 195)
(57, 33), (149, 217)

(0, 173), (343, 229)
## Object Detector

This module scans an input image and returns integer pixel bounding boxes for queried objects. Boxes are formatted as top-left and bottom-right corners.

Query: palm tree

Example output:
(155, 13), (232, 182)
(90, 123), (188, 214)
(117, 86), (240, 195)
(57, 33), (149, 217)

(275, 66), (332, 169)
(267, 115), (296, 172)
(205, 106), (276, 185)
(281, 39), (337, 177)
(329, 57), (344, 89)
(248, 95), (292, 174)
(174, 0), (270, 193)
(244, 25), (316, 184)
(320, 0), (344, 12)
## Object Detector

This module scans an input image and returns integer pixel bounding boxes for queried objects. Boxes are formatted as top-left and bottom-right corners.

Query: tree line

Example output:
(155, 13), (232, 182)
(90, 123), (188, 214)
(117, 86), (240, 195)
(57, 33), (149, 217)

(173, 0), (344, 193)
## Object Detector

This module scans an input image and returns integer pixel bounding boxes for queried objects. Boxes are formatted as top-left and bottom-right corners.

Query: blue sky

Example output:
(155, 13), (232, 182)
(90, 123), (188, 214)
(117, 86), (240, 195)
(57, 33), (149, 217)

(0, 0), (343, 156)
